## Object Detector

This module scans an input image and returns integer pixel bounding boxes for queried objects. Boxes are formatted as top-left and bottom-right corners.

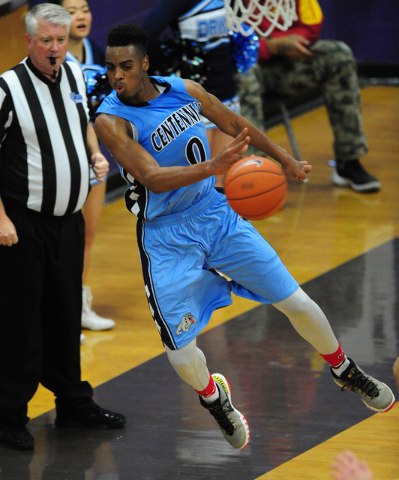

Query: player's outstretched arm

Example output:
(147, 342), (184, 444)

(185, 79), (311, 182)
(94, 113), (249, 193)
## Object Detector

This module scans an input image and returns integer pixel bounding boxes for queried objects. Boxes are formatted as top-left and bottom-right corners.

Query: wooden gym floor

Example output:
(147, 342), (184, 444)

(1, 85), (398, 479)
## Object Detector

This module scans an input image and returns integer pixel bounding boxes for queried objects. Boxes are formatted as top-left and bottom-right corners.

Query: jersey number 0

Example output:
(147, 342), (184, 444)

(185, 136), (207, 165)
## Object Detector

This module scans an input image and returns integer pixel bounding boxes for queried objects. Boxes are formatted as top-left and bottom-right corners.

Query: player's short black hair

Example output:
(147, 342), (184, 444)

(106, 24), (149, 58)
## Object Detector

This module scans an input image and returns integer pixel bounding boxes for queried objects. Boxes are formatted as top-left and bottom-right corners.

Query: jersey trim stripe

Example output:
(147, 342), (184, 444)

(136, 217), (177, 349)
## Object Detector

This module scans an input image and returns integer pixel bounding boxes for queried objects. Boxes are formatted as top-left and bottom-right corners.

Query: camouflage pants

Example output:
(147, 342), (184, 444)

(237, 40), (368, 161)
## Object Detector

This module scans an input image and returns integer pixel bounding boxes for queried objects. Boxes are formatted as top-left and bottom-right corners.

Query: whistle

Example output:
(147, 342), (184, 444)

(49, 57), (57, 79)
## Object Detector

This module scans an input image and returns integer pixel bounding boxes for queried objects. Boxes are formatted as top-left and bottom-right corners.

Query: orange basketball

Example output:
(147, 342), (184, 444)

(224, 156), (287, 220)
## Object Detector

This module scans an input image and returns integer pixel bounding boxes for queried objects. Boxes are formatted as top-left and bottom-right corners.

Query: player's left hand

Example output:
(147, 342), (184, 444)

(282, 158), (312, 181)
(91, 153), (109, 182)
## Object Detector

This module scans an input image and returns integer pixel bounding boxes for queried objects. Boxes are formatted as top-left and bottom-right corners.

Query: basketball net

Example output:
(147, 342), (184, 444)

(225, 0), (298, 37)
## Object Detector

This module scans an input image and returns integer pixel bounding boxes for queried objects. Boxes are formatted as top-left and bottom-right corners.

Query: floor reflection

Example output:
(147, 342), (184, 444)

(1, 240), (397, 479)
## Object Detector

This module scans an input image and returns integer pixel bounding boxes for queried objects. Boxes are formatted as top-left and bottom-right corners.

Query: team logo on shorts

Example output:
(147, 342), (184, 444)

(176, 313), (197, 335)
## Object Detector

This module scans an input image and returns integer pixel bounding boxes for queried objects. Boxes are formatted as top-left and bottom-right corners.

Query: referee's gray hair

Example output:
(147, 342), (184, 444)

(25, 3), (71, 36)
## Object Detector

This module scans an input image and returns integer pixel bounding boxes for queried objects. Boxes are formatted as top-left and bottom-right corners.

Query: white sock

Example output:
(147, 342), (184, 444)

(332, 357), (351, 376)
(201, 387), (220, 405)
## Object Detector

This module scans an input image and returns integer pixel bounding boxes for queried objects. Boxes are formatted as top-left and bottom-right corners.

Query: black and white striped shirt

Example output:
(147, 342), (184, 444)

(0, 57), (91, 216)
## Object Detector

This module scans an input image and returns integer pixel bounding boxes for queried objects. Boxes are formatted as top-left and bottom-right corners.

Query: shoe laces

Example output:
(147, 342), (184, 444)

(342, 368), (380, 399)
(210, 398), (235, 436)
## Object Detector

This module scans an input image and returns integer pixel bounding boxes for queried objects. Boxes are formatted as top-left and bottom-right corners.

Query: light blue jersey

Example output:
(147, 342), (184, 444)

(97, 76), (214, 220)
(97, 75), (298, 350)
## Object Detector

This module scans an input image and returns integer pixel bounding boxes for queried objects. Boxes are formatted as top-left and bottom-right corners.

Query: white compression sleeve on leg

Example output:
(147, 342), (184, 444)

(273, 287), (339, 355)
(165, 339), (210, 391)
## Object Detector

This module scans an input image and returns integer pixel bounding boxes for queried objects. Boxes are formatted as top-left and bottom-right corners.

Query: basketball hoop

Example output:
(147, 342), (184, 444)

(225, 0), (298, 37)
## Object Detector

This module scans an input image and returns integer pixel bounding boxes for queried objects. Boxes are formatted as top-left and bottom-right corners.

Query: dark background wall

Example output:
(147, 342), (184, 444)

(318, 0), (399, 65)
(26, 0), (399, 66)
(86, 0), (399, 66)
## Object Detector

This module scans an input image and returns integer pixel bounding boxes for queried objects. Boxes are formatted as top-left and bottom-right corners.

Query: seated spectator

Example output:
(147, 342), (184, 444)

(237, 0), (380, 193)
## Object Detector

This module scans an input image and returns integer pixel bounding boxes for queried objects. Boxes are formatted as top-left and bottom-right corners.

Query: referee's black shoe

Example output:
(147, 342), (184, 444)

(55, 402), (125, 429)
(0, 424), (34, 450)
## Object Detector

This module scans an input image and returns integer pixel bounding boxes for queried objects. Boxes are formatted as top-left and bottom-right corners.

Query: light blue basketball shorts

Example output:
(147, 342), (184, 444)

(136, 188), (298, 350)
(201, 95), (240, 130)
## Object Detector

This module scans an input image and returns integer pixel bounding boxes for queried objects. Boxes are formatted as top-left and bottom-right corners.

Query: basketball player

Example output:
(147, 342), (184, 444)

(142, 0), (243, 188)
(94, 24), (395, 450)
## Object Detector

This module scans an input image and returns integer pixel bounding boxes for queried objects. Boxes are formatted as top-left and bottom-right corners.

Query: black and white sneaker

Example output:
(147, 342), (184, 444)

(199, 373), (250, 449)
(331, 358), (395, 413)
(332, 160), (381, 192)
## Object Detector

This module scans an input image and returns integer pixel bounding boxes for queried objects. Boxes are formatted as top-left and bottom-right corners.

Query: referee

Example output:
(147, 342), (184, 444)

(0, 3), (125, 450)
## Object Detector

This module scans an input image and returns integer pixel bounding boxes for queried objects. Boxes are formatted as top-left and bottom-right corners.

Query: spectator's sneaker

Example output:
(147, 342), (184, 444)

(199, 373), (250, 449)
(331, 358), (395, 412)
(332, 160), (381, 192)
(82, 285), (115, 331)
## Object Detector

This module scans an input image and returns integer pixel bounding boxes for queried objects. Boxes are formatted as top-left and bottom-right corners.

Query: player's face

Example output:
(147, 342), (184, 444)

(25, 19), (68, 76)
(62, 0), (92, 40)
(105, 45), (149, 104)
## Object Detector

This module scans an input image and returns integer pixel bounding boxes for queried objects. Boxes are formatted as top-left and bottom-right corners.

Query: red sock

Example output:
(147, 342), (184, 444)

(320, 343), (346, 368)
(195, 373), (217, 398)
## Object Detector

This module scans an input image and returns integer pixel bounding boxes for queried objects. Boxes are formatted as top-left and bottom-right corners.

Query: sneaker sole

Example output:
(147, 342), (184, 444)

(212, 373), (250, 449)
(331, 170), (381, 193)
(55, 418), (125, 429)
(81, 321), (115, 331)
(333, 378), (396, 413)
(361, 382), (396, 413)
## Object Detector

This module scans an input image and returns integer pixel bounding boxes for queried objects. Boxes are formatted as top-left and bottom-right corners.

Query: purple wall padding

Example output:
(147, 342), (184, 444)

(318, 0), (399, 64)
(27, 0), (399, 65)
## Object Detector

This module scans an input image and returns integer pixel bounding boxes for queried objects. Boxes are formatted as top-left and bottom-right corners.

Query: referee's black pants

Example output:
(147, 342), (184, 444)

(0, 202), (93, 428)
